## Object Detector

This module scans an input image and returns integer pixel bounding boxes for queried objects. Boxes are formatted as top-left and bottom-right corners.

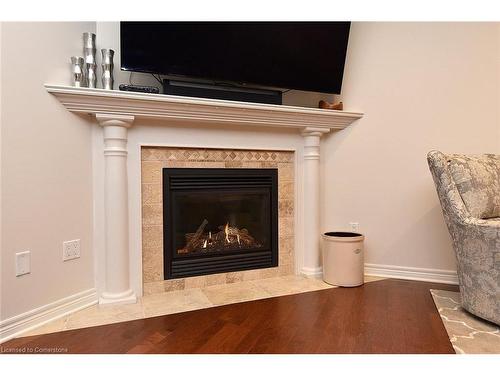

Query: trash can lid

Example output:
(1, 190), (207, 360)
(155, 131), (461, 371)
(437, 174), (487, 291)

(322, 231), (364, 242)
(324, 231), (362, 237)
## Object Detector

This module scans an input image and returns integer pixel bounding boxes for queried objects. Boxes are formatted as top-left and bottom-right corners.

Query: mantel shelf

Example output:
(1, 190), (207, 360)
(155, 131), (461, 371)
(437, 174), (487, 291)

(45, 84), (363, 131)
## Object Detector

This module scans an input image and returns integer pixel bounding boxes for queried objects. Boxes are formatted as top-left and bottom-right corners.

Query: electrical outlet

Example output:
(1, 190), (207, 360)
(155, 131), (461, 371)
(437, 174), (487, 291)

(349, 222), (360, 232)
(15, 251), (31, 276)
(63, 239), (81, 261)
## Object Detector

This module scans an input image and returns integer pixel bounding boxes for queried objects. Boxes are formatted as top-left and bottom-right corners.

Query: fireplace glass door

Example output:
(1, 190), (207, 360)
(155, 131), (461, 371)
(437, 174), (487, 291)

(163, 168), (278, 279)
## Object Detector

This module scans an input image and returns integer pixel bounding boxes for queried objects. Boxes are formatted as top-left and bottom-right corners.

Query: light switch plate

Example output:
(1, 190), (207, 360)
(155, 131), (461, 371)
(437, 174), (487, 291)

(15, 251), (31, 276)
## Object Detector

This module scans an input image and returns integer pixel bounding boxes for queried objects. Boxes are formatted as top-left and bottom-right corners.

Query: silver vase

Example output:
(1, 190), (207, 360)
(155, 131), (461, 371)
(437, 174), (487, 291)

(83, 32), (96, 64)
(101, 49), (114, 90)
(86, 63), (97, 88)
(71, 56), (85, 87)
(83, 32), (96, 87)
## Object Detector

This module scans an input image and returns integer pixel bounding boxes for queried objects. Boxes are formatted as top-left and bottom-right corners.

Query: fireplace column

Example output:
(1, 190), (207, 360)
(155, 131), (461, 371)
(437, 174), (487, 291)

(96, 114), (137, 305)
(301, 127), (329, 277)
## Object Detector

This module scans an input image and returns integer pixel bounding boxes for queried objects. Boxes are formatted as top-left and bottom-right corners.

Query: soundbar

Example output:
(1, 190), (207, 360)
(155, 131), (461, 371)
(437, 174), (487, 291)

(162, 79), (282, 105)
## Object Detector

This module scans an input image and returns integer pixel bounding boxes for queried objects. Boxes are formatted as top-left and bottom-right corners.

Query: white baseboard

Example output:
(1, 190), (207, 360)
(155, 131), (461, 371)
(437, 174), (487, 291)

(0, 288), (98, 344)
(300, 266), (323, 278)
(364, 263), (459, 285)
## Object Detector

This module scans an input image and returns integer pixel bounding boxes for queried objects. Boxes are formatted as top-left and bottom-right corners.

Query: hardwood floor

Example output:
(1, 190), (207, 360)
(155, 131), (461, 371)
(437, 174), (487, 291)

(0, 278), (458, 354)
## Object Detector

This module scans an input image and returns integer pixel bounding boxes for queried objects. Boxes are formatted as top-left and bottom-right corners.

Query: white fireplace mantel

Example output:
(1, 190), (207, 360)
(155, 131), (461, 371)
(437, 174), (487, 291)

(45, 85), (363, 131)
(46, 84), (364, 305)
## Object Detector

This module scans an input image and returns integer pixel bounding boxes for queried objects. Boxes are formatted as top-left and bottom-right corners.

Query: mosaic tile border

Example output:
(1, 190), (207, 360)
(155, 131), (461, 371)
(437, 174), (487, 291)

(141, 147), (295, 163)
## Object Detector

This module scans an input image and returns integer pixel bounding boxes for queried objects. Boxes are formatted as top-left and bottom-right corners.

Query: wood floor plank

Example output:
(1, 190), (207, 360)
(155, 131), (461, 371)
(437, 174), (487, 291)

(0, 279), (458, 354)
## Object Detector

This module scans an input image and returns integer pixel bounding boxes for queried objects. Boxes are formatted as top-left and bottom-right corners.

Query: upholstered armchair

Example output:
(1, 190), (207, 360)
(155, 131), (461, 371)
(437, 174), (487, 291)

(427, 151), (499, 326)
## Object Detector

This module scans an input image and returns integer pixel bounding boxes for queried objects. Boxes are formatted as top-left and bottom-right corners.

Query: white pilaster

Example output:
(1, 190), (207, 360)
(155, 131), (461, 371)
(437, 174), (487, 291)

(301, 127), (329, 277)
(96, 113), (137, 305)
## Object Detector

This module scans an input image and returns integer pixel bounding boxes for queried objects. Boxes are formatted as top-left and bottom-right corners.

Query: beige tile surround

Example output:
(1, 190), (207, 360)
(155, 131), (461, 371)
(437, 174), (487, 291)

(141, 147), (295, 295)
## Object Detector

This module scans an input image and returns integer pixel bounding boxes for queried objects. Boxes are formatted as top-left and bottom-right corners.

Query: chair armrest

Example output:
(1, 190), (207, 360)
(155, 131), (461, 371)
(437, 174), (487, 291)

(462, 217), (500, 239)
(464, 217), (500, 228)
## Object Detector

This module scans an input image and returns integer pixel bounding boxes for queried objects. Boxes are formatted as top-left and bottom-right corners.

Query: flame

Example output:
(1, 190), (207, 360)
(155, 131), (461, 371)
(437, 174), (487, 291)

(225, 222), (230, 243)
(237, 234), (240, 245)
(209, 231), (212, 239)
(202, 239), (208, 248)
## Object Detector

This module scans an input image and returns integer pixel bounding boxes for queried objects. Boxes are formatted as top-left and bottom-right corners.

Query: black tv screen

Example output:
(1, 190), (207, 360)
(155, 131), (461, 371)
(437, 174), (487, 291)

(120, 22), (351, 94)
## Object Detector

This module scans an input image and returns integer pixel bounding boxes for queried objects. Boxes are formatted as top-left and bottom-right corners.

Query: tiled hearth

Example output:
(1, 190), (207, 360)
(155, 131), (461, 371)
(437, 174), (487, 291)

(141, 147), (295, 295)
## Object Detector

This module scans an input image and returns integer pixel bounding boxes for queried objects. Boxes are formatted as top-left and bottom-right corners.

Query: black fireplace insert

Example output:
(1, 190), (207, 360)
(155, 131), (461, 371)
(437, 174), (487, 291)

(163, 168), (278, 279)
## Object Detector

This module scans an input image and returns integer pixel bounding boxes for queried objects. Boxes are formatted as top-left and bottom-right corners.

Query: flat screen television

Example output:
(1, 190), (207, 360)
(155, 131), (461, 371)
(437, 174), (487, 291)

(120, 22), (351, 94)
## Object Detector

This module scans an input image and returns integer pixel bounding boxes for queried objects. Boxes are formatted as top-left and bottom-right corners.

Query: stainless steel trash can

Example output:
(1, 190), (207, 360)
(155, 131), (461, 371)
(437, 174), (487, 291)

(322, 231), (364, 287)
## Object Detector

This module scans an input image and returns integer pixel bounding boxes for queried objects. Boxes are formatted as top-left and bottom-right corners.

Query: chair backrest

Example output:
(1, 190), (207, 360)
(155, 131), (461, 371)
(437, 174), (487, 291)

(446, 154), (500, 219)
(427, 151), (470, 227)
(427, 151), (500, 220)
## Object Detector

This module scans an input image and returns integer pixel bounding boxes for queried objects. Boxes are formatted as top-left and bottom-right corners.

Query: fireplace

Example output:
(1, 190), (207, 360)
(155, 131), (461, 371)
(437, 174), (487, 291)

(163, 168), (279, 279)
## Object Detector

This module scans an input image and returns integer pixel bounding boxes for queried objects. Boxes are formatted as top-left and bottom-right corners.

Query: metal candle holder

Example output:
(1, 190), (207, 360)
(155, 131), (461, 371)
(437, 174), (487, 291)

(101, 49), (115, 90)
(83, 32), (97, 88)
(71, 56), (85, 87)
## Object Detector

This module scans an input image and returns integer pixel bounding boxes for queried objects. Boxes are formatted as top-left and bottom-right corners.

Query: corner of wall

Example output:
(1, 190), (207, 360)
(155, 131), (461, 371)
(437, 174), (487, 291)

(498, 22), (500, 154)
(1, 22), (97, 326)
(0, 21), (4, 321)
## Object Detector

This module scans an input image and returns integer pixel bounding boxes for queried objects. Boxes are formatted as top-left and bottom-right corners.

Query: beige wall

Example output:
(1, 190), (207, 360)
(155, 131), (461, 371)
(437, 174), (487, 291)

(0, 23), (3, 318)
(322, 22), (500, 271)
(0, 22), (96, 319)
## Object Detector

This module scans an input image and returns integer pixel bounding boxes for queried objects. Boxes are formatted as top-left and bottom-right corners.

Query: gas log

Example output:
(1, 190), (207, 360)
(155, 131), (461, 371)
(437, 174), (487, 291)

(178, 220), (262, 254)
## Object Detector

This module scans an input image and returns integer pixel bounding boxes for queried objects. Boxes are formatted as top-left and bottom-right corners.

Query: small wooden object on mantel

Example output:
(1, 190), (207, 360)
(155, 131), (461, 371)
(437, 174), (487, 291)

(318, 100), (343, 110)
